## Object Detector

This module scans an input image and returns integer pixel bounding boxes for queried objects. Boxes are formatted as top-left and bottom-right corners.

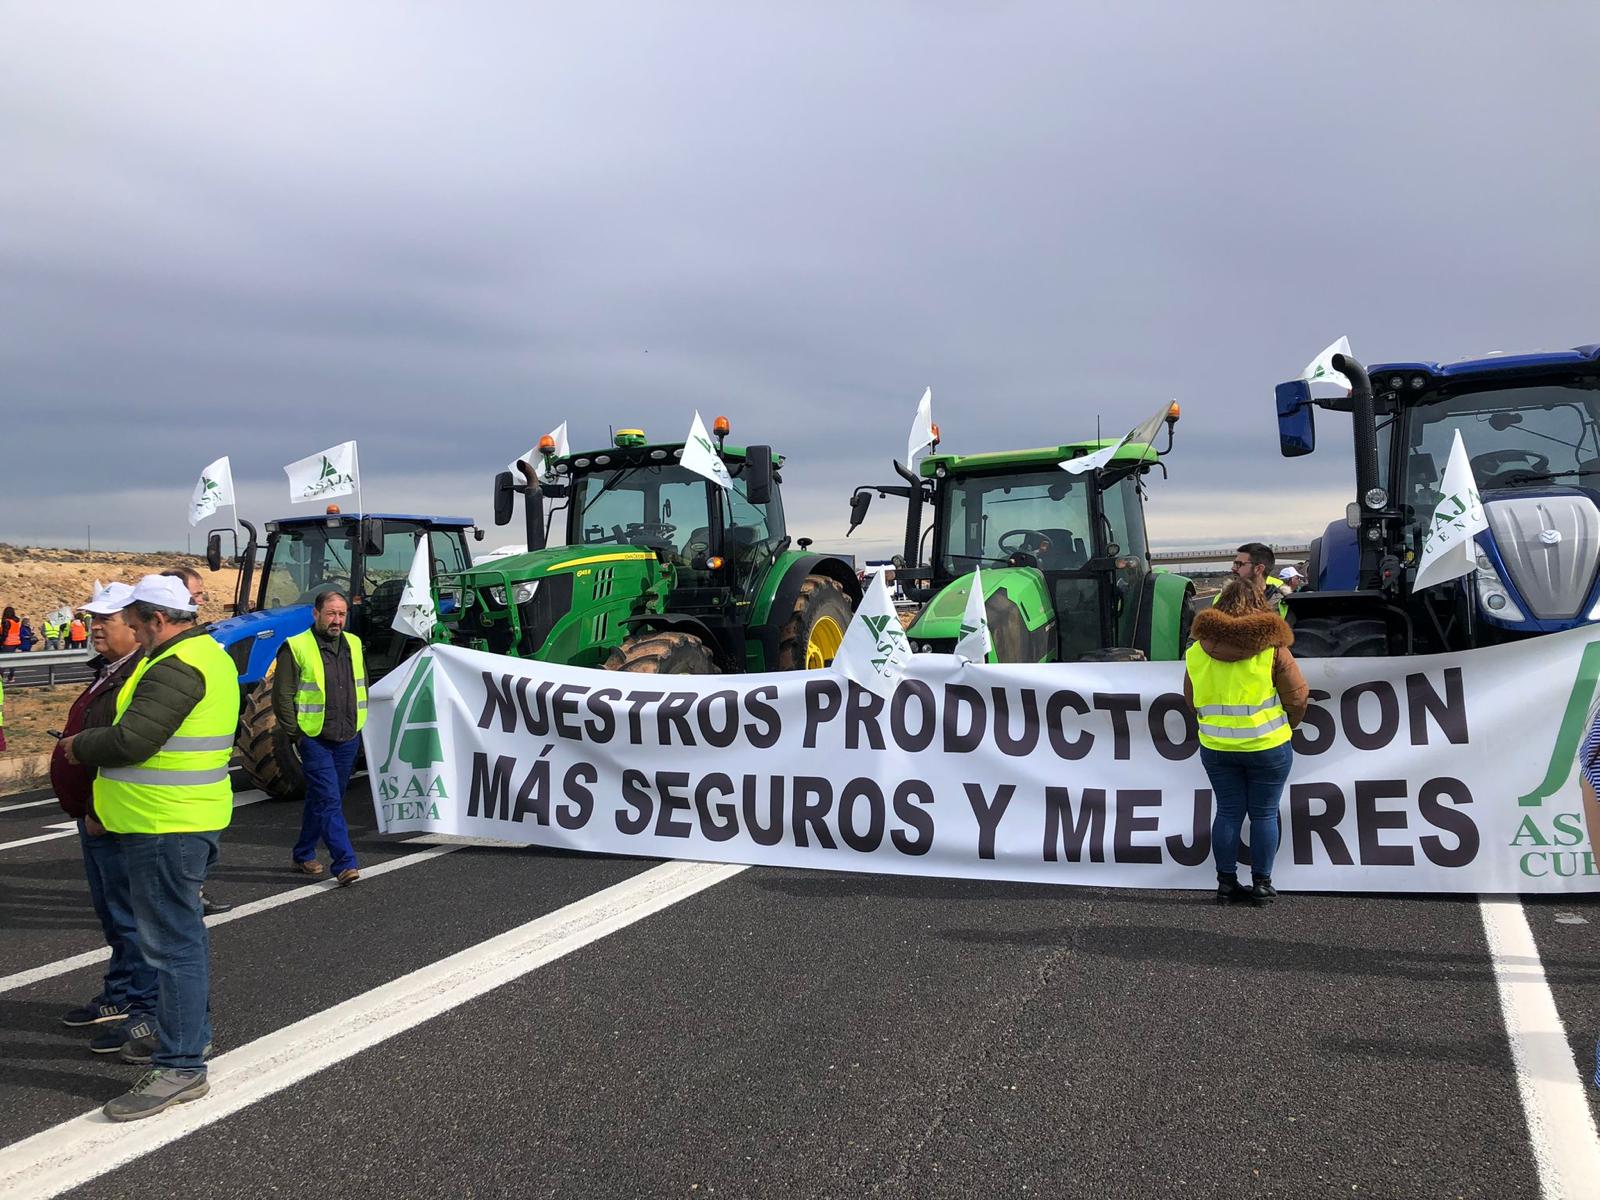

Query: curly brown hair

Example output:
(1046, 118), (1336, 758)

(1213, 576), (1270, 616)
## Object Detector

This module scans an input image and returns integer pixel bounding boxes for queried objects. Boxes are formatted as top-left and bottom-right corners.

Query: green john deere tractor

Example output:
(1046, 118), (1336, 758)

(847, 411), (1194, 662)
(433, 421), (862, 674)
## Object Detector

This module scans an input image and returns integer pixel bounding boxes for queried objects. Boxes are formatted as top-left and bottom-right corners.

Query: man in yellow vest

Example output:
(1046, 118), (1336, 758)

(62, 574), (239, 1120)
(43, 617), (60, 650)
(274, 589), (367, 885)
(1221, 542), (1290, 618)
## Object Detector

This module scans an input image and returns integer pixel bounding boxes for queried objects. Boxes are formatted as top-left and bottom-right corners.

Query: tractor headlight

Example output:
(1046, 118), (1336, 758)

(1474, 550), (1526, 622)
(487, 581), (540, 606)
(1364, 487), (1388, 510)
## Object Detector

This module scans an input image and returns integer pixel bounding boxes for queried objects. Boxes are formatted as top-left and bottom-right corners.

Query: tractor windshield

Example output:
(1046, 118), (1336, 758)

(259, 524), (357, 609)
(572, 463), (785, 566)
(1390, 383), (1600, 523)
(940, 470), (1094, 574)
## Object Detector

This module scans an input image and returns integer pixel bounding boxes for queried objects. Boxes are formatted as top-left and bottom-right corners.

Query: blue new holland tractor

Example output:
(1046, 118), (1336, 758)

(203, 508), (480, 797)
(1275, 341), (1600, 655)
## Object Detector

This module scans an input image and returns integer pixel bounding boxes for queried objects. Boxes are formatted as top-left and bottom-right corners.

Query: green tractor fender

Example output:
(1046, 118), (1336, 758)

(1140, 569), (1196, 661)
(744, 552), (863, 671)
(908, 567), (1055, 662)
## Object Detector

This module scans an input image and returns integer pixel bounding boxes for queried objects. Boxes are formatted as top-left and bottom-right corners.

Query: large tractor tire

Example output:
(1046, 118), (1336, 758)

(605, 630), (722, 674)
(1288, 616), (1388, 658)
(236, 670), (304, 800)
(777, 575), (854, 670)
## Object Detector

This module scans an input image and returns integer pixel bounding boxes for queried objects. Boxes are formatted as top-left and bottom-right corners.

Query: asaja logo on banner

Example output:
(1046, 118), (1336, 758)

(300, 455), (354, 501)
(865, 614), (901, 673)
(1511, 638), (1600, 878)
(376, 655), (448, 821)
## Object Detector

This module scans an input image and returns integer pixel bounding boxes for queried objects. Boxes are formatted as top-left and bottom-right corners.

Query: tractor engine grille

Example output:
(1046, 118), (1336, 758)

(1484, 493), (1600, 620)
(516, 573), (573, 656)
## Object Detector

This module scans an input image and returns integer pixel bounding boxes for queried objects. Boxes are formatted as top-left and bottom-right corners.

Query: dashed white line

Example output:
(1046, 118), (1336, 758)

(0, 859), (744, 1200)
(1479, 896), (1600, 1200)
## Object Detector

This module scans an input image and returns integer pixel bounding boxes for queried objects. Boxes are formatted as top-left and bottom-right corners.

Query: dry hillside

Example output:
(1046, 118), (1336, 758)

(0, 544), (239, 626)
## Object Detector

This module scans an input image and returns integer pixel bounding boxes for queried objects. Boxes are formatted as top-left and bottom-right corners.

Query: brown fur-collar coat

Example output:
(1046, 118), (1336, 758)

(1184, 608), (1309, 728)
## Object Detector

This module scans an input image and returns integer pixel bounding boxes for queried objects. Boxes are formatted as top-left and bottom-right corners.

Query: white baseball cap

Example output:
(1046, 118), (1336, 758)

(121, 574), (199, 614)
(1279, 566), (1303, 581)
(80, 582), (136, 615)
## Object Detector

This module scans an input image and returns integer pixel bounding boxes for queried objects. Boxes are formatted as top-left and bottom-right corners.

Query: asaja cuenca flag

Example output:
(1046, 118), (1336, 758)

(286, 441), (358, 504)
(906, 387), (934, 467)
(1303, 335), (1353, 390)
(510, 420), (569, 482)
(836, 570), (912, 699)
(188, 455), (235, 527)
(1062, 399), (1175, 476)
(392, 536), (437, 640)
(954, 564), (993, 663)
(681, 411), (732, 489)
(1413, 430), (1488, 591)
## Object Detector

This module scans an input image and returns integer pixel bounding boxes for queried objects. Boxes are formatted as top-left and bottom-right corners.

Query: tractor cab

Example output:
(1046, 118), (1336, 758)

(848, 419), (1194, 663)
(436, 421), (860, 672)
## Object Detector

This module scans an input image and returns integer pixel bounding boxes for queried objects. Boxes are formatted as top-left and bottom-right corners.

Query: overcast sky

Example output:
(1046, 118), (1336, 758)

(3, 2), (1598, 562)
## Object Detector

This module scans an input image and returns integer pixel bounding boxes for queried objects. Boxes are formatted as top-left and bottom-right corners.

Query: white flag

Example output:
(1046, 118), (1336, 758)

(510, 420), (570, 483)
(392, 536), (437, 641)
(188, 455), (235, 527)
(681, 411), (732, 489)
(1061, 400), (1175, 475)
(1303, 335), (1353, 391)
(1413, 430), (1488, 591)
(906, 387), (934, 467)
(954, 564), (993, 663)
(285, 440), (358, 504)
(835, 570), (912, 699)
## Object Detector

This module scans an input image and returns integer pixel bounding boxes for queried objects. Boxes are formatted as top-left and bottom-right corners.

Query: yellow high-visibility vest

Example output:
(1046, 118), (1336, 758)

(1185, 641), (1292, 752)
(1213, 576), (1288, 619)
(286, 629), (368, 738)
(94, 634), (240, 833)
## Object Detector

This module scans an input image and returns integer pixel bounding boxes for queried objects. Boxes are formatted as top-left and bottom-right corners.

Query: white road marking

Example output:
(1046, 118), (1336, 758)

(0, 859), (744, 1200)
(1479, 897), (1600, 1200)
(0, 830), (77, 852)
(0, 792), (269, 854)
(0, 839), (461, 995)
(0, 799), (66, 814)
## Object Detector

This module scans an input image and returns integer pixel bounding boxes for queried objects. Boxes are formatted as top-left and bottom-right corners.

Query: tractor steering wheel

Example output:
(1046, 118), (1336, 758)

(295, 574), (353, 605)
(621, 521), (678, 548)
(997, 528), (1053, 567)
(1470, 449), (1549, 480)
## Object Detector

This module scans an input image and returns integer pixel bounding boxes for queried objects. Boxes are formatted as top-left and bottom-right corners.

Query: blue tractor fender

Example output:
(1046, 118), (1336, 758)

(208, 605), (313, 685)
(1314, 520), (1360, 591)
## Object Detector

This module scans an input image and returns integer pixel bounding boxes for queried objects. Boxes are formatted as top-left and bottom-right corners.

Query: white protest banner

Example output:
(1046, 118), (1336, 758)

(1304, 335), (1353, 391)
(1060, 400), (1174, 476)
(906, 387), (935, 468)
(188, 455), (235, 527)
(364, 624), (1600, 896)
(681, 412), (732, 489)
(954, 565), (992, 664)
(286, 440), (359, 505)
(1413, 430), (1488, 592)
(510, 420), (569, 483)
(834, 570), (912, 699)
(392, 536), (438, 641)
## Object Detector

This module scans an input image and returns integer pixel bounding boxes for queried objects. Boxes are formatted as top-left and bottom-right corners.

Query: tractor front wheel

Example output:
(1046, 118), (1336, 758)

(605, 630), (722, 674)
(236, 668), (304, 800)
(1288, 615), (1389, 658)
(778, 576), (854, 670)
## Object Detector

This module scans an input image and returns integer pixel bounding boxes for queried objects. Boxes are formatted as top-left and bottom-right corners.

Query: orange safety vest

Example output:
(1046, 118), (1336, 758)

(1, 619), (19, 647)
(70, 620), (87, 643)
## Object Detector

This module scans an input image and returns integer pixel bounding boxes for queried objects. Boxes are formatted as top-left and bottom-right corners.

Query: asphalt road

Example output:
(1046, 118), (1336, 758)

(0, 776), (1595, 1199)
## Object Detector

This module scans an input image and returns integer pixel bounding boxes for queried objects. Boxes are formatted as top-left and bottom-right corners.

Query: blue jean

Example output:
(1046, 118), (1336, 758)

(79, 821), (158, 1016)
(295, 735), (360, 873)
(119, 831), (219, 1071)
(1201, 741), (1293, 878)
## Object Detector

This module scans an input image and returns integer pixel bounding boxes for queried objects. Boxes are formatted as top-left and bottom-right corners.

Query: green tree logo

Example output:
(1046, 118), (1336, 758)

(1517, 638), (1600, 807)
(379, 656), (444, 774)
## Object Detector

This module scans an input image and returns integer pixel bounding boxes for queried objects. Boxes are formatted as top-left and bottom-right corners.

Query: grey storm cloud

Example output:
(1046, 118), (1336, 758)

(3, 2), (1598, 559)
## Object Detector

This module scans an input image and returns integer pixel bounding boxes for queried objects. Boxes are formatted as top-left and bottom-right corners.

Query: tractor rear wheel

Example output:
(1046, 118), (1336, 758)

(605, 630), (722, 674)
(237, 668), (305, 800)
(1289, 616), (1389, 658)
(778, 576), (854, 670)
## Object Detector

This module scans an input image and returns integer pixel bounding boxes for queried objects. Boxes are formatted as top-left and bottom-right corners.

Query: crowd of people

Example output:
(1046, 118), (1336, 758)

(0, 606), (90, 661)
(4, 565), (371, 1122)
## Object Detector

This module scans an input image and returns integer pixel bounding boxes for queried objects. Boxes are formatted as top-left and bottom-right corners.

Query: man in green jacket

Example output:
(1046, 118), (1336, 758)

(63, 574), (240, 1121)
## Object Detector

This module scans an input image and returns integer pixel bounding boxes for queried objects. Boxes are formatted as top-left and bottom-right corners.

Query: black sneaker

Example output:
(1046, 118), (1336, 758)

(61, 1000), (130, 1028)
(90, 1015), (154, 1055)
(200, 890), (234, 916)
(1251, 876), (1278, 904)
(103, 1069), (210, 1121)
(120, 1029), (212, 1065)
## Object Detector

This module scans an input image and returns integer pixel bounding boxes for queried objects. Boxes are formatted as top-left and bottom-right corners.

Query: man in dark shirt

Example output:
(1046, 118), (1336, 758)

(274, 590), (367, 884)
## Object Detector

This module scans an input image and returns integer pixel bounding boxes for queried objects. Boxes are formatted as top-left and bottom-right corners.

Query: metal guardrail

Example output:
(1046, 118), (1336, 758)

(1149, 544), (1310, 569)
(0, 648), (95, 689)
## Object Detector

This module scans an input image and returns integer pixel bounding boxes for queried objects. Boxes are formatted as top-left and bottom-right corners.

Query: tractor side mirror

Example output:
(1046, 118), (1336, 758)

(473, 527), (486, 542)
(493, 470), (516, 526)
(1275, 380), (1316, 457)
(363, 518), (385, 558)
(206, 533), (223, 572)
(847, 491), (872, 534)
(745, 445), (774, 506)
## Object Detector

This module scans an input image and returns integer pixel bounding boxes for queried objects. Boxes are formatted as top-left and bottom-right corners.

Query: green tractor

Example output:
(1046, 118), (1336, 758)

(847, 412), (1194, 662)
(433, 421), (862, 674)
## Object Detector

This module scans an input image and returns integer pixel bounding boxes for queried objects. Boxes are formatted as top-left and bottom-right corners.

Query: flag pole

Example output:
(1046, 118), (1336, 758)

(355, 441), (364, 517)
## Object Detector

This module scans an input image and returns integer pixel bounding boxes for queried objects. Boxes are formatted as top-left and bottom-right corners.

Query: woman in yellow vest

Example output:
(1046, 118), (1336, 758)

(1184, 577), (1308, 905)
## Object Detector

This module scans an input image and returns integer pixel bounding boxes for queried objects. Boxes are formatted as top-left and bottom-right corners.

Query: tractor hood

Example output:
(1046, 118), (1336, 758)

(207, 604), (313, 685)
(908, 566), (1050, 642)
(445, 544), (661, 593)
